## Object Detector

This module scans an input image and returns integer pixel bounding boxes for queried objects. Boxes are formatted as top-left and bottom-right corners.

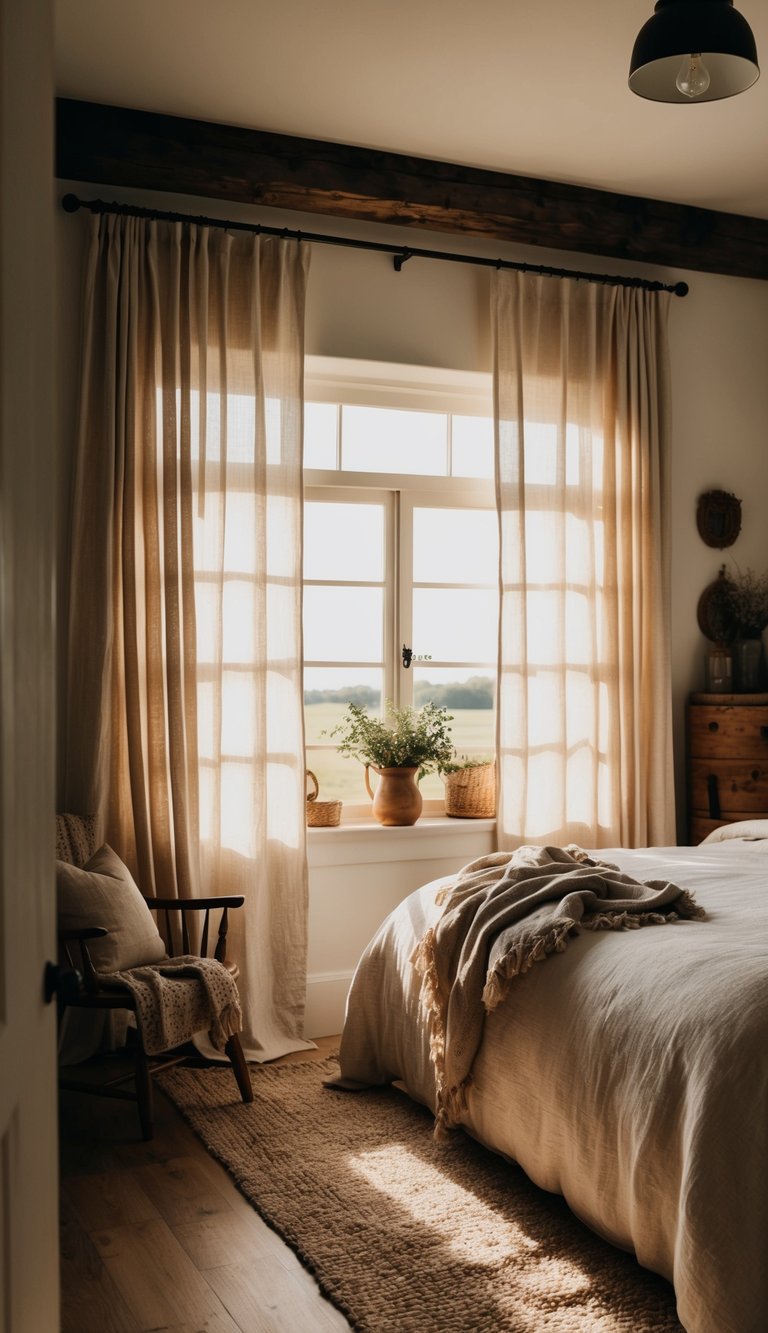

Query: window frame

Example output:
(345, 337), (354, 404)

(302, 358), (497, 820)
(303, 480), (397, 712)
(304, 479), (498, 817)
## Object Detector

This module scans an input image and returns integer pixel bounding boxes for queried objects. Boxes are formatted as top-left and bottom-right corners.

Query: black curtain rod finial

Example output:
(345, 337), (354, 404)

(61, 193), (81, 213)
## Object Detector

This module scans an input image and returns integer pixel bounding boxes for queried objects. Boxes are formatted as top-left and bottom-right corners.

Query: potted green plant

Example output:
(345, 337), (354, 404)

(442, 755), (497, 818)
(329, 701), (454, 826)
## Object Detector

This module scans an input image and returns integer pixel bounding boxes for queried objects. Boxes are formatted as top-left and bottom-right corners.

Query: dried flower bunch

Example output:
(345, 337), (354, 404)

(724, 566), (768, 638)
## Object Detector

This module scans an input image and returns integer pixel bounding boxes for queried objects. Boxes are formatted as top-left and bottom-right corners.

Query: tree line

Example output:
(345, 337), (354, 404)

(304, 676), (494, 709)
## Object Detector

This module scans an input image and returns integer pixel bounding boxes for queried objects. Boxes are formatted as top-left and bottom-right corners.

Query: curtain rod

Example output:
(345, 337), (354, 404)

(61, 193), (689, 297)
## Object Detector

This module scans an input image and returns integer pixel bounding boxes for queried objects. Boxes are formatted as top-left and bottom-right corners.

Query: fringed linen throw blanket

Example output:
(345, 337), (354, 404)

(103, 956), (242, 1056)
(412, 844), (704, 1137)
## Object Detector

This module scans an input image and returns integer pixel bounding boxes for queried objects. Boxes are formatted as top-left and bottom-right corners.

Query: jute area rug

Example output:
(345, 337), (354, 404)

(159, 1057), (682, 1333)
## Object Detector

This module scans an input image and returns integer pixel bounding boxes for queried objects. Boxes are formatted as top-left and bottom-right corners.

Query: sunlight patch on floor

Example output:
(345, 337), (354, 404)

(347, 1142), (591, 1300)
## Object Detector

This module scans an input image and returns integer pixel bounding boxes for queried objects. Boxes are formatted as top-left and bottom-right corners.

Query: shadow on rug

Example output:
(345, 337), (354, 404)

(159, 1057), (682, 1333)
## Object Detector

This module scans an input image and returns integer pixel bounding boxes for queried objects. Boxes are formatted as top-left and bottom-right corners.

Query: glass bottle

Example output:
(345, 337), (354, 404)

(705, 641), (733, 693)
(734, 637), (764, 692)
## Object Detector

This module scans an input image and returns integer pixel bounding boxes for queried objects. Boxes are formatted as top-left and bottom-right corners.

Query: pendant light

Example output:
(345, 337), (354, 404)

(629, 0), (759, 102)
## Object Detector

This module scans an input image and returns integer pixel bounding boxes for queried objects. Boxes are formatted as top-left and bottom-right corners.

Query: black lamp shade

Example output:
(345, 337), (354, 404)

(629, 0), (760, 102)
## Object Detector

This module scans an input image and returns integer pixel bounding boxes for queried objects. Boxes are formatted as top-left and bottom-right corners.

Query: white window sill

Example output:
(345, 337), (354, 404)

(306, 814), (496, 867)
(307, 813), (495, 837)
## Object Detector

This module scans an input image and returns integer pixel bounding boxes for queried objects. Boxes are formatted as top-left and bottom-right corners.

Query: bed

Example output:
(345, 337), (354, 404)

(335, 825), (768, 1333)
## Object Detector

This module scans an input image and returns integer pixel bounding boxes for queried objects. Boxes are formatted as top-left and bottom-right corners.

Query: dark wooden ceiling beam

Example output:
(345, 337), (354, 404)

(56, 98), (768, 282)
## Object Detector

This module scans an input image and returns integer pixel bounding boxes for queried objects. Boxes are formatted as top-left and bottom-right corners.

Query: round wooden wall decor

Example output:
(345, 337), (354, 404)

(696, 489), (741, 548)
(696, 568), (739, 643)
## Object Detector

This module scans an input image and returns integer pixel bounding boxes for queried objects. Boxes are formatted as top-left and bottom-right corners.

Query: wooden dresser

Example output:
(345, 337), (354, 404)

(687, 692), (768, 844)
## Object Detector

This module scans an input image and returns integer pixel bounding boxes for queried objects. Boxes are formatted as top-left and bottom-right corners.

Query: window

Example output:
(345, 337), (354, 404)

(303, 359), (498, 812)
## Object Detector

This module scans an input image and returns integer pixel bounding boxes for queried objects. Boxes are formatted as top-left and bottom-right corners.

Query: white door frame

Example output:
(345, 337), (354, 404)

(0, 1), (59, 1329)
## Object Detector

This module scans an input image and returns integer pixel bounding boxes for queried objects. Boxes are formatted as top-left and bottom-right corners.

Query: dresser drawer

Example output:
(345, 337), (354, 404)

(688, 705), (768, 759)
(689, 758), (768, 813)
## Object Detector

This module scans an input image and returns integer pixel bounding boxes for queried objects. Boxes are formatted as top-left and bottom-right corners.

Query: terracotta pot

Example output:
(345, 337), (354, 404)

(364, 765), (423, 826)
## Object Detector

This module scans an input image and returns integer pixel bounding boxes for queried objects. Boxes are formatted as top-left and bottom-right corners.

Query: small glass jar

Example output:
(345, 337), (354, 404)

(705, 641), (733, 693)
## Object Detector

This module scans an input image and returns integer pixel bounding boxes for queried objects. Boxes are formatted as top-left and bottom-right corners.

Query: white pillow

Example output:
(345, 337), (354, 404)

(700, 820), (768, 845)
(57, 844), (166, 973)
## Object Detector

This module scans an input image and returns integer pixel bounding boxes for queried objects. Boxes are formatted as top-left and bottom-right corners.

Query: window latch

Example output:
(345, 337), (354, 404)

(402, 644), (413, 669)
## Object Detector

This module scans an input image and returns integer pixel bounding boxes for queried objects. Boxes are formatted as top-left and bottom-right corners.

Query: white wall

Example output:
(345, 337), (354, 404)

(55, 181), (768, 1032)
(666, 271), (768, 814)
(305, 817), (495, 1036)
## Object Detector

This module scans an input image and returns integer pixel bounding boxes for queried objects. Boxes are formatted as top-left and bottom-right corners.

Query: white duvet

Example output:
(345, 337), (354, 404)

(336, 837), (768, 1333)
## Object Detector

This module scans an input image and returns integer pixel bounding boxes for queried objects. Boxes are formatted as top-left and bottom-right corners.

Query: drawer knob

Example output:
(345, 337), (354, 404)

(753, 770), (761, 782)
(762, 727), (768, 741)
(708, 721), (719, 733)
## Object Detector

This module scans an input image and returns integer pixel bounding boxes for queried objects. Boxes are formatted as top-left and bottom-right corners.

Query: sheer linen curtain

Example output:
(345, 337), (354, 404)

(63, 213), (314, 1060)
(492, 271), (675, 850)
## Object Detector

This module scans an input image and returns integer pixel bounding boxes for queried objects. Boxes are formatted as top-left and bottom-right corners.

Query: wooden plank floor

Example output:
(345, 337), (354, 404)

(59, 1036), (351, 1333)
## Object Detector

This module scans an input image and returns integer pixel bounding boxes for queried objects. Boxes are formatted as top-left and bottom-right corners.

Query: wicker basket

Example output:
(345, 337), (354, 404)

(306, 769), (342, 827)
(443, 762), (496, 818)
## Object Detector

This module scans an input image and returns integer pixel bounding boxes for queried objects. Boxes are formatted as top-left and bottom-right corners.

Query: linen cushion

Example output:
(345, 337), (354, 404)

(56, 844), (166, 973)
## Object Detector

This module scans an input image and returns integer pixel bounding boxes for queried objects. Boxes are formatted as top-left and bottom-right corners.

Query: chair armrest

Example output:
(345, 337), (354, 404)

(145, 896), (245, 910)
(57, 926), (108, 993)
(58, 927), (109, 941)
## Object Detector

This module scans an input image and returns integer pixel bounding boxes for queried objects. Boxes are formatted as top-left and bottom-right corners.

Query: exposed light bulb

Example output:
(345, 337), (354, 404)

(676, 53), (711, 99)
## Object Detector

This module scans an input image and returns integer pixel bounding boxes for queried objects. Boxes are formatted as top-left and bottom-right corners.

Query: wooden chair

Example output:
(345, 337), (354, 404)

(56, 819), (253, 1139)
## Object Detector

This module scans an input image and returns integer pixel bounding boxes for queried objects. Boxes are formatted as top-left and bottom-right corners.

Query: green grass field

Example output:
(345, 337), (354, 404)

(305, 703), (495, 803)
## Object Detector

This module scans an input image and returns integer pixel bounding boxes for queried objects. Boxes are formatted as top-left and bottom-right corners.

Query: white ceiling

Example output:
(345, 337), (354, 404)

(55, 0), (768, 219)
